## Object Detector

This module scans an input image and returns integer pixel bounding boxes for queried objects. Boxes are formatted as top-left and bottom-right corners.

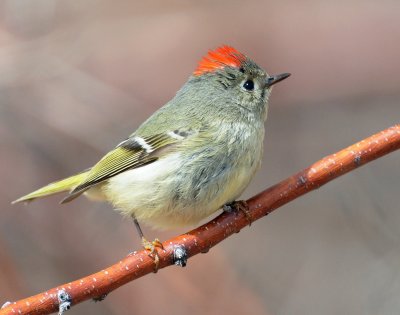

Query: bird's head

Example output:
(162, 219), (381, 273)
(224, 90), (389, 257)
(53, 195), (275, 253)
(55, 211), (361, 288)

(187, 45), (290, 120)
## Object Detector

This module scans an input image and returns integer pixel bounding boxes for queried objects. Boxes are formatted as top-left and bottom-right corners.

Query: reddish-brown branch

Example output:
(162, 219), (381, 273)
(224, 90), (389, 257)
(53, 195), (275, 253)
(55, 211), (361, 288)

(1, 124), (399, 315)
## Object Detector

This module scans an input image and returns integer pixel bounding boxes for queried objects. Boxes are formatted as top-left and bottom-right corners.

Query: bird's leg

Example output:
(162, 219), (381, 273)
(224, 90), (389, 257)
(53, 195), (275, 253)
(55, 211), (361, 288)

(132, 217), (164, 272)
(223, 200), (252, 226)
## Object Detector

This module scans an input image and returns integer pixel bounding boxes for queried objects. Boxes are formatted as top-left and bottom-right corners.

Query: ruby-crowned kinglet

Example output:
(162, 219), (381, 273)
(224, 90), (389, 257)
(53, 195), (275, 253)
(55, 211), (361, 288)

(13, 46), (290, 265)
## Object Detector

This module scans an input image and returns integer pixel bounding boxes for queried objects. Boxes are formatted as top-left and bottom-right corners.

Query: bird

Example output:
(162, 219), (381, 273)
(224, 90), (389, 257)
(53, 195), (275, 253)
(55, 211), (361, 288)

(13, 45), (290, 269)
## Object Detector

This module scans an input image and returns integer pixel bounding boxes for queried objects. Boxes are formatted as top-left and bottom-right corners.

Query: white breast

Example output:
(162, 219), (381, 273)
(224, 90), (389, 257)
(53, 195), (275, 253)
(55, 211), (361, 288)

(100, 125), (264, 229)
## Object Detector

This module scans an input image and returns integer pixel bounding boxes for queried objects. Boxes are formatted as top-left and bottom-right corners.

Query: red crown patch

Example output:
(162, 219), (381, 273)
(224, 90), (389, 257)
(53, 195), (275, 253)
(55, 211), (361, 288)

(193, 45), (246, 76)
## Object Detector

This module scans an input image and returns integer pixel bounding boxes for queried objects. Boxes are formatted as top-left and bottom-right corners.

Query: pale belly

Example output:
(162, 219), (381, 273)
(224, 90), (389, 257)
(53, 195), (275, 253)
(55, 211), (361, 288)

(97, 132), (264, 229)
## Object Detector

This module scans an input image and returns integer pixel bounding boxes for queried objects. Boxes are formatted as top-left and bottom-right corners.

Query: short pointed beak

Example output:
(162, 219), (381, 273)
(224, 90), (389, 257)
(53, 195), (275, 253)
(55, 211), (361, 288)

(265, 73), (291, 88)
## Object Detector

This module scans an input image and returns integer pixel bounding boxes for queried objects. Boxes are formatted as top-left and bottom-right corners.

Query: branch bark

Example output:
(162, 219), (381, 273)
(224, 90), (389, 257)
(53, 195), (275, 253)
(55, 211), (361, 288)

(1, 124), (400, 315)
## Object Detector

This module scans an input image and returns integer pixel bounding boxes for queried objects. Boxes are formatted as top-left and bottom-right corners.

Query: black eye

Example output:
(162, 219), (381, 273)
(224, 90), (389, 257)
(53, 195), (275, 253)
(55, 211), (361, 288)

(243, 80), (254, 91)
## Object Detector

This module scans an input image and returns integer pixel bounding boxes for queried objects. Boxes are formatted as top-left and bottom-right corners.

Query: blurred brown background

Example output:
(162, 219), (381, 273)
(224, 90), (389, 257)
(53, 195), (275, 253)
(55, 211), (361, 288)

(1, 1), (399, 314)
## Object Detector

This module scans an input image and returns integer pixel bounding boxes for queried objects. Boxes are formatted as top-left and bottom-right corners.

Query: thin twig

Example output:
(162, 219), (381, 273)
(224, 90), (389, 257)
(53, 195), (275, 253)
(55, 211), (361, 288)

(1, 125), (399, 315)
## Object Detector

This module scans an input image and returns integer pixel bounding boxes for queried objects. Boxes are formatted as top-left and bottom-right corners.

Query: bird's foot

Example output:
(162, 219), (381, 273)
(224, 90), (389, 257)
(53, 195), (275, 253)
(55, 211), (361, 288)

(223, 200), (252, 226)
(142, 237), (164, 272)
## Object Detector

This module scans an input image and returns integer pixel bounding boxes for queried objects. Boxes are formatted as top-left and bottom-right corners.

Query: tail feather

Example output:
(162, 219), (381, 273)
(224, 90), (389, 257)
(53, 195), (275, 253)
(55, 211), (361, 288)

(12, 171), (89, 204)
